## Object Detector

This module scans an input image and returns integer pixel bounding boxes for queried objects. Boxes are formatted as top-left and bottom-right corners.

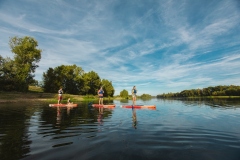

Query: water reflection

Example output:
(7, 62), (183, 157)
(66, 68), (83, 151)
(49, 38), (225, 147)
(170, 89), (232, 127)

(56, 107), (62, 126)
(97, 107), (104, 125)
(0, 99), (240, 160)
(132, 108), (137, 129)
(120, 99), (129, 103)
(157, 97), (240, 109)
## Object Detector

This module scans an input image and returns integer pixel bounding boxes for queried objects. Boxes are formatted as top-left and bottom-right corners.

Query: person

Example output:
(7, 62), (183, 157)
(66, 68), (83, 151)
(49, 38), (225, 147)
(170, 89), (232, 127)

(132, 86), (137, 106)
(58, 87), (63, 104)
(67, 98), (73, 104)
(98, 87), (104, 105)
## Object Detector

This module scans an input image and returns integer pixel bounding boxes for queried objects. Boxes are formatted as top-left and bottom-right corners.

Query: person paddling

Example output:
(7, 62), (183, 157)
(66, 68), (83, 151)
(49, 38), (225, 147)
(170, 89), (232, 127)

(58, 87), (63, 104)
(98, 87), (104, 105)
(132, 86), (137, 106)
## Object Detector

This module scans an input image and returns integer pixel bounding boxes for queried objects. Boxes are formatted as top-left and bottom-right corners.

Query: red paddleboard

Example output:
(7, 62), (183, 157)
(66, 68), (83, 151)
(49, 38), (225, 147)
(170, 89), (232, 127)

(92, 104), (116, 108)
(49, 104), (78, 107)
(120, 105), (156, 110)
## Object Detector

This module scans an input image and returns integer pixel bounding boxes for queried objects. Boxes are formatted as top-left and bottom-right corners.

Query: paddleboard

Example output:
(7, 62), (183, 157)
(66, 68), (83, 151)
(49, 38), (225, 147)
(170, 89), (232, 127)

(92, 104), (116, 108)
(120, 105), (156, 110)
(49, 104), (78, 107)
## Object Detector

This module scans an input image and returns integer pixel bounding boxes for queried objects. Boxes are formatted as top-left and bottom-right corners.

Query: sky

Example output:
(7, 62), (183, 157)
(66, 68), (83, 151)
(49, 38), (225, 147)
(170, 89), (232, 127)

(0, 0), (240, 96)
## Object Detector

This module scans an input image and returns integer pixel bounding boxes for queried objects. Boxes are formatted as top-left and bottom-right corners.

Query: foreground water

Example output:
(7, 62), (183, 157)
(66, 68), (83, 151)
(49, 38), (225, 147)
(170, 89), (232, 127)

(0, 98), (240, 160)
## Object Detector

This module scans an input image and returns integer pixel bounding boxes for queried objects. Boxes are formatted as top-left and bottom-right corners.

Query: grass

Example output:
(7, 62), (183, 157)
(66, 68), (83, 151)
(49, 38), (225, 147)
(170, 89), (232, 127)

(0, 86), (98, 103)
(28, 86), (44, 93)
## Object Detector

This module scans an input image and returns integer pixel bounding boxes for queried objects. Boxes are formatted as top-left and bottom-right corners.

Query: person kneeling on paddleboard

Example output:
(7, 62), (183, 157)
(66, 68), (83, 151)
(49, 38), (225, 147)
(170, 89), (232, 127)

(67, 98), (73, 104)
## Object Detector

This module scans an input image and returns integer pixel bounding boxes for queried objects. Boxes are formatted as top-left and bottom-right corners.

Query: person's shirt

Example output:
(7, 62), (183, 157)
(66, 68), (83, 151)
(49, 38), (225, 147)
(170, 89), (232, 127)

(132, 89), (137, 95)
(98, 89), (104, 96)
(58, 89), (63, 95)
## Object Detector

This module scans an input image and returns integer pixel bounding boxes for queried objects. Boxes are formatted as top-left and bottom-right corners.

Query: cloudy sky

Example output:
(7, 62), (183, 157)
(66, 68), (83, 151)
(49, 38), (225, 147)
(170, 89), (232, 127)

(0, 0), (240, 96)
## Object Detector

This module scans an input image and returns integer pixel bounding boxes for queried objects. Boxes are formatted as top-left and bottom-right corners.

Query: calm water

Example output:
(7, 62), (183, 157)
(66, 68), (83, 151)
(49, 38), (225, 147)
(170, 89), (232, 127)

(0, 98), (240, 160)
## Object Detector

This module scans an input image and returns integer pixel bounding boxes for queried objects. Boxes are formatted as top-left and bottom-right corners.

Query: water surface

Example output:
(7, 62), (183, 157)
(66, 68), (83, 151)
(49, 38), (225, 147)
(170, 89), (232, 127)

(0, 98), (240, 160)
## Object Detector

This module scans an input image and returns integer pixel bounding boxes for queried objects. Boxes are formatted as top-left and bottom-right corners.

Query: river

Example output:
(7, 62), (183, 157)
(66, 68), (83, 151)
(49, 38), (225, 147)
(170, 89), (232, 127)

(0, 98), (240, 160)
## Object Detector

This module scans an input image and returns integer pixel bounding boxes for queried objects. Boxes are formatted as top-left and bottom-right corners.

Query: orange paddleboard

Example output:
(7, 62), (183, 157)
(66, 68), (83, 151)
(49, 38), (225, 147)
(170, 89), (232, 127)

(92, 104), (116, 108)
(49, 104), (78, 107)
(120, 105), (156, 110)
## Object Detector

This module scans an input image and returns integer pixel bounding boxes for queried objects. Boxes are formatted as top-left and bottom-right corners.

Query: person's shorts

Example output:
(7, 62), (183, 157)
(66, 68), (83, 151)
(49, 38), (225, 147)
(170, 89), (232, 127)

(58, 95), (62, 100)
(99, 96), (103, 98)
(132, 94), (136, 98)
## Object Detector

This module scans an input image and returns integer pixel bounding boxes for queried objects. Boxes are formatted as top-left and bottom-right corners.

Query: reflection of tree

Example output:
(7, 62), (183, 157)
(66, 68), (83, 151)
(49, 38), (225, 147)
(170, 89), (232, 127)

(140, 97), (152, 102)
(0, 102), (116, 159)
(39, 102), (114, 131)
(0, 104), (37, 160)
(158, 98), (240, 109)
(120, 99), (129, 103)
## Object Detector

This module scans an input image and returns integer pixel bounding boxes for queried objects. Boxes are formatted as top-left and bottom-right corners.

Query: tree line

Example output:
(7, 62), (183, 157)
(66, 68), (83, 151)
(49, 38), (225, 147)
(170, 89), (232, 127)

(120, 89), (152, 99)
(157, 85), (240, 98)
(43, 65), (114, 97)
(0, 36), (114, 96)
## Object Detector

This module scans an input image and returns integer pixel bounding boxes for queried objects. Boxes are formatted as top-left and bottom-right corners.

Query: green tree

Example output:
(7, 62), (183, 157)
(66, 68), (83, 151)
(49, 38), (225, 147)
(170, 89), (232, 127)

(101, 79), (115, 97)
(140, 93), (152, 99)
(43, 65), (84, 94)
(9, 36), (42, 91)
(82, 71), (101, 95)
(120, 89), (129, 99)
(0, 56), (17, 91)
(42, 65), (115, 96)
(42, 67), (58, 93)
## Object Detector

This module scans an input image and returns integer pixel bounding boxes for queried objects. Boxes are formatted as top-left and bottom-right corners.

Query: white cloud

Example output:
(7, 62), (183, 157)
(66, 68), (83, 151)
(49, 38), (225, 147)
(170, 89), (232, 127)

(0, 0), (240, 96)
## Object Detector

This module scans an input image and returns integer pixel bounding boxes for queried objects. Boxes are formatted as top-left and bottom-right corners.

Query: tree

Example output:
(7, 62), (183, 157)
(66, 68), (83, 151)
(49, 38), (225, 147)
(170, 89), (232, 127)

(0, 56), (17, 91)
(42, 67), (59, 93)
(120, 89), (129, 99)
(101, 79), (115, 97)
(157, 85), (240, 97)
(82, 71), (101, 95)
(43, 65), (84, 94)
(140, 93), (152, 99)
(9, 36), (42, 91)
(42, 65), (115, 96)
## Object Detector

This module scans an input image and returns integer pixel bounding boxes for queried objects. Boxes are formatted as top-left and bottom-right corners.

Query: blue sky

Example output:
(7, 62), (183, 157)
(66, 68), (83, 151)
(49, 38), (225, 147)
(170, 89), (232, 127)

(0, 0), (240, 96)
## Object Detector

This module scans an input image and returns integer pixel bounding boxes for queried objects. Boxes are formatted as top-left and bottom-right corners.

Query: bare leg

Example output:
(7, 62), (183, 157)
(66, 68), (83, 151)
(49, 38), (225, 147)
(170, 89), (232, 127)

(133, 96), (136, 105)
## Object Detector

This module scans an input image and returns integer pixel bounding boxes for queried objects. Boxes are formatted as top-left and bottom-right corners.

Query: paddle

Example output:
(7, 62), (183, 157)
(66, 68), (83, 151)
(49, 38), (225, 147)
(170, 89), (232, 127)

(88, 101), (93, 107)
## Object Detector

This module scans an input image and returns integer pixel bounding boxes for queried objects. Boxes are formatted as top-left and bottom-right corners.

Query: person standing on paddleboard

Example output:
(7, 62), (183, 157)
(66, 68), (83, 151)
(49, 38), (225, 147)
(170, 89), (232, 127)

(98, 87), (104, 105)
(132, 86), (137, 106)
(58, 87), (63, 104)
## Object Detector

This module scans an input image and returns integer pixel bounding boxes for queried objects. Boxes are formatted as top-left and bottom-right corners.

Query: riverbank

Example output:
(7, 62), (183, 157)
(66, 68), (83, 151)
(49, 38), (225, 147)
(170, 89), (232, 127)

(0, 92), (118, 103)
(0, 91), (85, 103)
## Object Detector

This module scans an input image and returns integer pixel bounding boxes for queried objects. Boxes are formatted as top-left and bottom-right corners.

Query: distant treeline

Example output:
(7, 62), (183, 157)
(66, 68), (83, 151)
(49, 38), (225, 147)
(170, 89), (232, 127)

(119, 89), (152, 99)
(157, 85), (240, 98)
